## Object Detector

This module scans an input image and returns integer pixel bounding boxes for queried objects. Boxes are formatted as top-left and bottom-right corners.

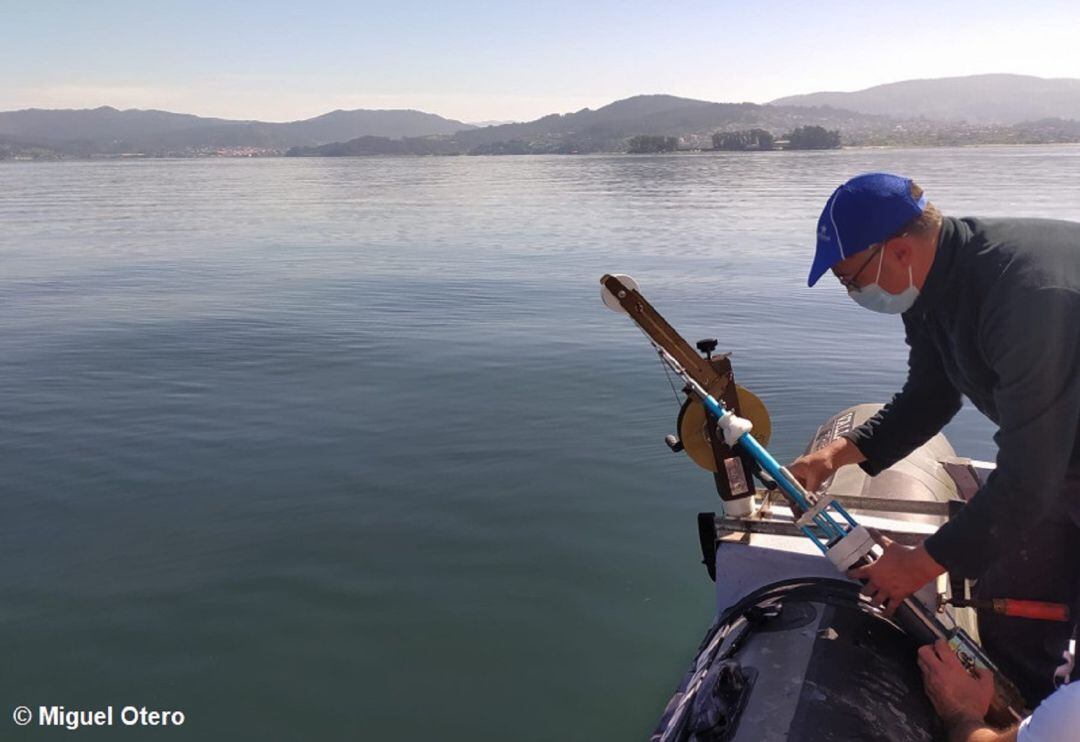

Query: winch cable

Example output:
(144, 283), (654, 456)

(642, 325), (687, 409)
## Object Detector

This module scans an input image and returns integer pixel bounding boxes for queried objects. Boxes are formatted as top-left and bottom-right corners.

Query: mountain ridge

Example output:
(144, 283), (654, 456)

(5, 74), (1080, 158)
(0, 106), (475, 155)
(769, 74), (1080, 124)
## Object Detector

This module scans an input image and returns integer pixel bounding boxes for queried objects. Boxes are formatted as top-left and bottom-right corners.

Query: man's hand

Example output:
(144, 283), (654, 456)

(847, 533), (945, 615)
(788, 437), (866, 491)
(918, 639), (1002, 742)
(787, 451), (834, 492)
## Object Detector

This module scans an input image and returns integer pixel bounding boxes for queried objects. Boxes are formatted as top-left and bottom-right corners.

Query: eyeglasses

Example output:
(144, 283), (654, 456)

(835, 243), (885, 292)
(835, 231), (911, 291)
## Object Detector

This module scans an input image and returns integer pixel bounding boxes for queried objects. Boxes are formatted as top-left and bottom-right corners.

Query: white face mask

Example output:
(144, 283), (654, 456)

(847, 249), (919, 314)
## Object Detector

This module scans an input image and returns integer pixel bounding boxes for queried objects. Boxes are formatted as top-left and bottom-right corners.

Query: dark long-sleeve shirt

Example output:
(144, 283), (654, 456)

(843, 216), (1080, 577)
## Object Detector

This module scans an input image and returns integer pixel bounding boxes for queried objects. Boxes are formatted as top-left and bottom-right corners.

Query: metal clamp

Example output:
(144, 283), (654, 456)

(794, 490), (833, 528)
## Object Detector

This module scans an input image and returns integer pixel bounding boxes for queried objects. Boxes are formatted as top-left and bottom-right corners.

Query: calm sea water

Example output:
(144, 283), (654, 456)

(2, 148), (1079, 740)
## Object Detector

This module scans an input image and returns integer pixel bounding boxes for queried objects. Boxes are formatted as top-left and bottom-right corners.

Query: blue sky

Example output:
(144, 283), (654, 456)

(4, 0), (1080, 122)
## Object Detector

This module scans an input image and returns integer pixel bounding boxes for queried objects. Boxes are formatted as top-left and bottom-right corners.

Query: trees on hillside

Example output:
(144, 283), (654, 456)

(627, 135), (679, 153)
(708, 126), (843, 151)
(783, 125), (842, 150)
(712, 129), (775, 151)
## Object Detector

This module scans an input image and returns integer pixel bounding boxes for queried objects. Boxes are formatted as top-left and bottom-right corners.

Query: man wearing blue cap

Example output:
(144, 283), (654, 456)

(789, 172), (1080, 706)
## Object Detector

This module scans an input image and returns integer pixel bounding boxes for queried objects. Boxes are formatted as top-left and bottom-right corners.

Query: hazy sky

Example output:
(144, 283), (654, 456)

(5, 0), (1080, 122)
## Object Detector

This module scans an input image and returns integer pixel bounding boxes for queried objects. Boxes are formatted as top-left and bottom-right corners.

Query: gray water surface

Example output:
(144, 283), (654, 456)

(2, 148), (1079, 740)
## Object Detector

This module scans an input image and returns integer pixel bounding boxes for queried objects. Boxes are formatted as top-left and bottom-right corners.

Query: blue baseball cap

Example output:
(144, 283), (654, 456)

(808, 172), (927, 287)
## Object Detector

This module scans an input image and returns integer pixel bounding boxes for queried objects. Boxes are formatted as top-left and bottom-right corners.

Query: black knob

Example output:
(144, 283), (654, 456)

(665, 434), (684, 453)
(696, 338), (719, 358)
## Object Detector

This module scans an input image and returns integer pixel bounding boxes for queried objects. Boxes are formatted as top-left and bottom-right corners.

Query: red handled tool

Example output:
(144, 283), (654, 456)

(948, 598), (1070, 622)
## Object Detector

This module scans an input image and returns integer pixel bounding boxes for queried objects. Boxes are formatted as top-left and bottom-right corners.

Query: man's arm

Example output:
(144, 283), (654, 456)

(918, 640), (1019, 742)
(844, 318), (963, 475)
(924, 286), (1080, 577)
(791, 319), (961, 490)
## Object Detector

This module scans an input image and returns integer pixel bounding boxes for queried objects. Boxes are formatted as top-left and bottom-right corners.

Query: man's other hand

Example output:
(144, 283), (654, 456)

(848, 533), (945, 615)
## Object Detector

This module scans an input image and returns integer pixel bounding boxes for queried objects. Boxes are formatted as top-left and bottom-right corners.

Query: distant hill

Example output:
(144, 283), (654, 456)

(769, 74), (1080, 124)
(9, 73), (1080, 160)
(275, 108), (474, 141)
(288, 94), (888, 156)
(290, 89), (1080, 158)
(444, 94), (890, 153)
(0, 107), (233, 143)
(0, 106), (474, 156)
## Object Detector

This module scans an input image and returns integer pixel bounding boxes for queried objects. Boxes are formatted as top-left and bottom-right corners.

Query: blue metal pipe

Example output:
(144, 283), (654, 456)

(800, 526), (829, 554)
(698, 390), (851, 541)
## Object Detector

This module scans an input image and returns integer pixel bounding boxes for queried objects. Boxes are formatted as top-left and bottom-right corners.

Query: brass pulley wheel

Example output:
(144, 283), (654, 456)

(678, 384), (771, 472)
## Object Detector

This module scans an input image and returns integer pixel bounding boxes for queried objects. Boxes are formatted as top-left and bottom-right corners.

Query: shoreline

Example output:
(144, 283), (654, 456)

(6, 140), (1080, 162)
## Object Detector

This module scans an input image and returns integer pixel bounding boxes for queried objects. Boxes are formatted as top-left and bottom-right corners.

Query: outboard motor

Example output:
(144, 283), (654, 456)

(808, 404), (960, 525)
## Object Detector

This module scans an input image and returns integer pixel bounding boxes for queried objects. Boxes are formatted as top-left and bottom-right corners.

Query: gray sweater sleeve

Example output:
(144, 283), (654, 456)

(842, 320), (963, 475)
(924, 286), (1080, 576)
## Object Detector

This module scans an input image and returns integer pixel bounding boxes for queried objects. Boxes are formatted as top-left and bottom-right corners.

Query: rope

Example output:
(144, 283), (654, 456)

(638, 326), (684, 409)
